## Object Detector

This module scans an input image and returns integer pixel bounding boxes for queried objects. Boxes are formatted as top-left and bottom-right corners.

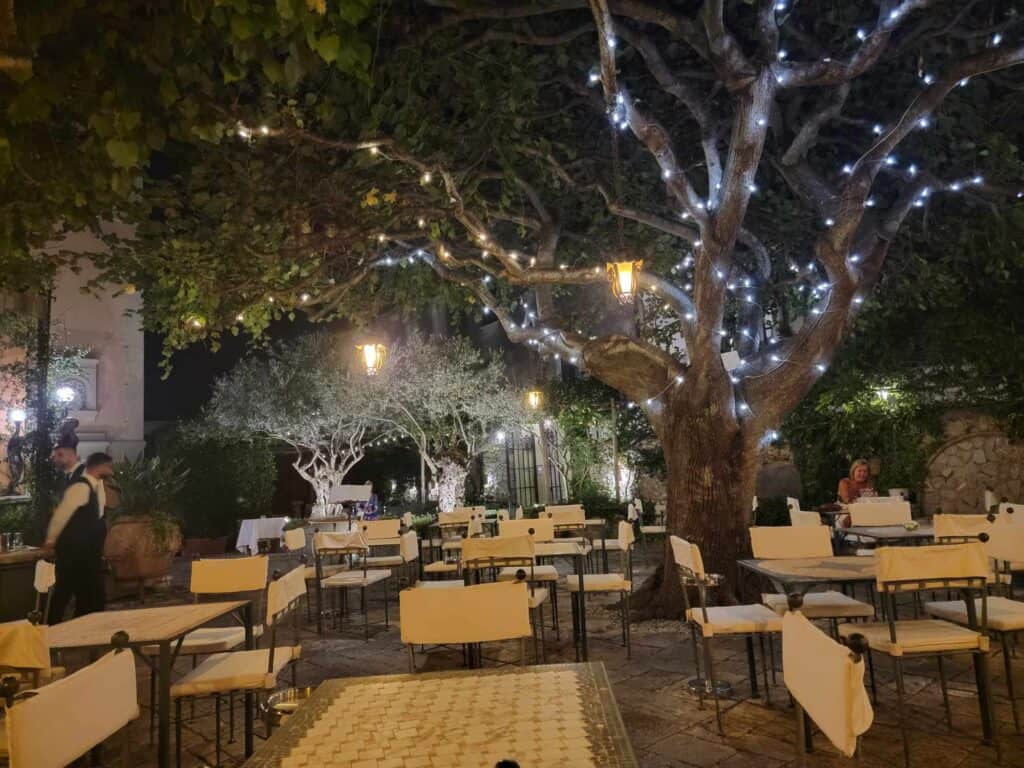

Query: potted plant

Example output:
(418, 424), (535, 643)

(103, 455), (187, 585)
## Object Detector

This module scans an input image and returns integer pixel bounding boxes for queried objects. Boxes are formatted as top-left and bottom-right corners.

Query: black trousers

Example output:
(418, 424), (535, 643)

(48, 553), (105, 624)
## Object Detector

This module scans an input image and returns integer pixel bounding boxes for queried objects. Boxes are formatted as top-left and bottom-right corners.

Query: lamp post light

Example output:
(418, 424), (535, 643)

(525, 390), (543, 411)
(606, 260), (643, 304)
(356, 343), (387, 376)
(54, 386), (75, 405)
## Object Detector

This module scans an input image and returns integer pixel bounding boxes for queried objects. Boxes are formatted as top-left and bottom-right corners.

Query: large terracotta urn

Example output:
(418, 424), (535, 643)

(104, 516), (182, 582)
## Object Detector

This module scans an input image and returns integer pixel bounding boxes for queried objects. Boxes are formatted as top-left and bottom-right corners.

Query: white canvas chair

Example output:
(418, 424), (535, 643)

(788, 509), (822, 527)
(783, 600), (873, 760)
(933, 513), (994, 541)
(315, 531), (393, 640)
(924, 526), (1024, 733)
(837, 543), (998, 766)
(140, 555), (269, 742)
(0, 619), (61, 696)
(359, 518), (402, 548)
(496, 518), (562, 639)
(172, 565), (305, 767)
(786, 497), (801, 514)
(364, 529), (420, 588)
(3, 636), (138, 768)
(997, 502), (1023, 525)
(499, 517), (555, 541)
(847, 501), (912, 527)
(750, 527), (873, 628)
(671, 535), (781, 734)
(282, 526), (305, 555)
(31, 560), (56, 625)
(400, 581), (532, 671)
(567, 520), (634, 659)
(462, 536), (550, 662)
(639, 501), (667, 560)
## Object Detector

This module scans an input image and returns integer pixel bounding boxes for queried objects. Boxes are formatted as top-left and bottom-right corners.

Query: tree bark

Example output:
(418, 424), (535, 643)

(630, 395), (758, 620)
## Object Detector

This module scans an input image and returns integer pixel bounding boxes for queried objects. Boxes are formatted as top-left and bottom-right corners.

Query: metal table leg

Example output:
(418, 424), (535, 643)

(244, 603), (254, 756)
(576, 553), (588, 661)
(158, 641), (171, 768)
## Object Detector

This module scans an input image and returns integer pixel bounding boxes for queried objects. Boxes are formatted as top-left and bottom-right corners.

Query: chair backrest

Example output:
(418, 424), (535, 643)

(875, 542), (988, 593)
(5, 647), (139, 768)
(0, 620), (50, 671)
(750, 526), (833, 560)
(670, 535), (706, 579)
(545, 504), (585, 524)
(617, 520), (635, 549)
(788, 509), (821, 527)
(360, 518), (401, 542)
(467, 515), (484, 537)
(783, 611), (873, 758)
(439, 509), (472, 525)
(399, 581), (531, 645)
(452, 505), (486, 517)
(313, 530), (368, 554)
(933, 514), (994, 541)
(399, 529), (419, 563)
(786, 497), (801, 513)
(401, 512), (414, 528)
(998, 503), (1022, 525)
(498, 517), (555, 542)
(265, 565), (307, 628)
(984, 526), (1024, 566)
(33, 561), (55, 596)
(282, 527), (306, 552)
(847, 501), (911, 527)
(190, 556), (268, 596)
(461, 536), (534, 569)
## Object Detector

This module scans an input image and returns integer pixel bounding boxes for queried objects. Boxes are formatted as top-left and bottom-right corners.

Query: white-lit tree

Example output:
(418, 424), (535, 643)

(204, 335), (385, 512)
(371, 334), (529, 513)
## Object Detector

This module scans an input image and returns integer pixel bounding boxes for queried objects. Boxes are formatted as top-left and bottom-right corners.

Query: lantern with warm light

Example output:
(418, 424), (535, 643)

(607, 260), (643, 304)
(357, 343), (387, 375)
(526, 390), (543, 410)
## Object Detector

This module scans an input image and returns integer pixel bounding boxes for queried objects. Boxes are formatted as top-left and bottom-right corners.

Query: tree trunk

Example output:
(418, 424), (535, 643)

(435, 458), (469, 513)
(630, 398), (759, 620)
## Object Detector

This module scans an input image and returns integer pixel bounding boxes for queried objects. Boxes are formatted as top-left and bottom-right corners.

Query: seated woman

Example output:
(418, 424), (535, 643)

(838, 458), (877, 504)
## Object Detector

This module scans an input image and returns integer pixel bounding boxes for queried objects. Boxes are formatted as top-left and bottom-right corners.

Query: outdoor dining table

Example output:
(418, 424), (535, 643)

(535, 540), (590, 661)
(737, 554), (877, 597)
(237, 516), (291, 553)
(47, 600), (253, 768)
(242, 662), (637, 767)
(845, 521), (935, 545)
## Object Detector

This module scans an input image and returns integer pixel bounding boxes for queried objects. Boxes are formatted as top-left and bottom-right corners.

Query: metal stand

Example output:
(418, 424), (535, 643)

(687, 677), (732, 696)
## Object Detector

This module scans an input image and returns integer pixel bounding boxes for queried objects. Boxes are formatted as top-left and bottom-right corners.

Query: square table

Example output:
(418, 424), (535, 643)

(845, 522), (934, 545)
(243, 662), (637, 768)
(737, 554), (877, 596)
(47, 600), (252, 768)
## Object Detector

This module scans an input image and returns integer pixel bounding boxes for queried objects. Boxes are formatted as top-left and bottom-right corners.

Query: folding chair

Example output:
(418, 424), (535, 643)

(788, 509), (823, 527)
(30, 560), (56, 625)
(567, 520), (634, 659)
(847, 501), (912, 527)
(750, 526), (874, 631)
(400, 581), (532, 671)
(783, 596), (873, 761)
(671, 535), (781, 734)
(2, 633), (138, 768)
(314, 531), (392, 640)
(639, 502), (667, 563)
(364, 529), (420, 589)
(0, 619), (61, 694)
(462, 536), (550, 662)
(838, 542), (999, 766)
(497, 518), (562, 637)
(172, 566), (305, 767)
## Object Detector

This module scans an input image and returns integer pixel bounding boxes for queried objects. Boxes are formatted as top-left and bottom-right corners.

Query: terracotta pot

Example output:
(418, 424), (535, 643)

(103, 515), (182, 582)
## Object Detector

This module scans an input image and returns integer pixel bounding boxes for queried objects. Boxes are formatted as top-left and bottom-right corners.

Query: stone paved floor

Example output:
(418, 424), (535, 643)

(71, 553), (1023, 767)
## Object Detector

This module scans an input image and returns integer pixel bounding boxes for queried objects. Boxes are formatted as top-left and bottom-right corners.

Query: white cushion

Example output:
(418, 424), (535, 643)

(364, 555), (405, 567)
(527, 588), (549, 609)
(640, 525), (667, 534)
(687, 604), (782, 638)
(565, 574), (630, 593)
(321, 569), (391, 589)
(763, 591), (874, 619)
(497, 565), (559, 582)
(838, 619), (988, 656)
(139, 625), (263, 657)
(924, 597), (1024, 633)
(170, 647), (300, 698)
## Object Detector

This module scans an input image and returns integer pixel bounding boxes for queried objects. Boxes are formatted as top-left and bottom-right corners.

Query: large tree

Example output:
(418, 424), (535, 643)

(5, 2), (1024, 612)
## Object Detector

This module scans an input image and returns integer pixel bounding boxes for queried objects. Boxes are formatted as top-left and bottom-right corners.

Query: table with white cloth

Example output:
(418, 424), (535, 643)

(236, 517), (291, 553)
(47, 600), (252, 768)
(243, 662), (637, 768)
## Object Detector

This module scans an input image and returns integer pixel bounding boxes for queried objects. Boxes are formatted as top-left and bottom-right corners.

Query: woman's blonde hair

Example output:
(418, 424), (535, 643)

(848, 458), (870, 480)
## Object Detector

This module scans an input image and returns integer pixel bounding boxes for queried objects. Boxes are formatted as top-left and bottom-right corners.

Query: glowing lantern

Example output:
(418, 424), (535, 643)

(607, 260), (643, 304)
(357, 343), (387, 375)
(526, 390), (543, 410)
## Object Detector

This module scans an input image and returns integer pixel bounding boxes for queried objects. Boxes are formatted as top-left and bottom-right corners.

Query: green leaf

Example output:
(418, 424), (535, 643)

(314, 33), (341, 64)
(230, 14), (255, 40)
(105, 139), (139, 168)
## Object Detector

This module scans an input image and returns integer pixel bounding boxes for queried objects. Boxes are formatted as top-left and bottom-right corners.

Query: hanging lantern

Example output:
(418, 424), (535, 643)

(526, 390), (543, 410)
(357, 343), (387, 375)
(607, 260), (643, 304)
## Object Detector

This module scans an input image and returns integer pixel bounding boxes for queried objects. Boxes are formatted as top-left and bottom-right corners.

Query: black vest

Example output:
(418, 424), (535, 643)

(55, 476), (104, 559)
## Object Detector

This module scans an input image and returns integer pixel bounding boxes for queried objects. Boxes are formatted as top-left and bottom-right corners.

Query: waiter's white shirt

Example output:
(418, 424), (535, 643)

(46, 472), (105, 546)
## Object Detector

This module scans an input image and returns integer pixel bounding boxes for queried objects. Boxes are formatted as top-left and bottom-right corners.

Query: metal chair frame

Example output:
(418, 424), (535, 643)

(569, 532), (633, 662)
(314, 541), (391, 640)
(462, 553), (547, 664)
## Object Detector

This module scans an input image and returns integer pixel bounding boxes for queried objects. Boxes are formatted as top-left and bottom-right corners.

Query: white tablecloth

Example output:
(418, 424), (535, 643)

(236, 517), (290, 553)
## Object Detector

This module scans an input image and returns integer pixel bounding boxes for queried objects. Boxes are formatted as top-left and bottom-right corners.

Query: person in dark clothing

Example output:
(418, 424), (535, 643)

(44, 452), (113, 623)
(50, 427), (84, 495)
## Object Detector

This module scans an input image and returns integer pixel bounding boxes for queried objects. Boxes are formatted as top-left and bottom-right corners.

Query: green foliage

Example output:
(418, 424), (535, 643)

(0, 500), (32, 534)
(110, 455), (189, 544)
(155, 430), (276, 539)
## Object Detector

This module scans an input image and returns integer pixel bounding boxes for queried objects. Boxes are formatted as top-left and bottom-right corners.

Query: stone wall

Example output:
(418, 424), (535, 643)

(922, 411), (1024, 515)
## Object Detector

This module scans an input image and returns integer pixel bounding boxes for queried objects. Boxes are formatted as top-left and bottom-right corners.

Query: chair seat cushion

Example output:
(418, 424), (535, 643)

(762, 591), (875, 619)
(321, 569), (391, 589)
(640, 525), (667, 534)
(496, 565), (559, 582)
(170, 647), (300, 698)
(924, 597), (1024, 633)
(687, 604), (782, 638)
(528, 588), (549, 609)
(304, 563), (347, 581)
(838, 619), (988, 656)
(422, 561), (459, 574)
(441, 540), (463, 551)
(413, 580), (464, 589)
(140, 625), (264, 657)
(565, 574), (631, 593)
(364, 555), (405, 567)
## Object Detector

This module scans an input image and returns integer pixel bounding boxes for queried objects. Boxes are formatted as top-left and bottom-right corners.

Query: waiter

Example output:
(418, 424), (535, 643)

(50, 429), (85, 493)
(44, 451), (112, 623)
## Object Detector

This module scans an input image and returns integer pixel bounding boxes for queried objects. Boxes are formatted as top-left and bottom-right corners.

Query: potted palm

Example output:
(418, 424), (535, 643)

(103, 456), (187, 587)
